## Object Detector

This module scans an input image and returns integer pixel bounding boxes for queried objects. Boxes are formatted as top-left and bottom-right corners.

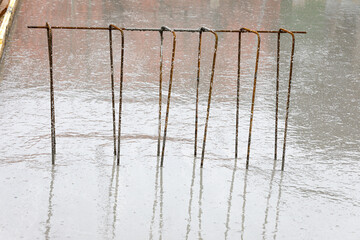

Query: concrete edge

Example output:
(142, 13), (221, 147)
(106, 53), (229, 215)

(0, 0), (19, 61)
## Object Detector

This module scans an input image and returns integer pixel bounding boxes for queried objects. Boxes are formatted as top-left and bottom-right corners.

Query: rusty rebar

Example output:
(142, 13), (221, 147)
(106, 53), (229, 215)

(160, 26), (176, 167)
(46, 22), (56, 165)
(274, 31), (281, 161)
(235, 30), (242, 159)
(157, 31), (164, 157)
(30, 24), (304, 167)
(28, 25), (307, 34)
(244, 28), (261, 170)
(109, 25), (125, 166)
(200, 27), (218, 168)
(194, 29), (203, 157)
(109, 26), (117, 156)
(279, 28), (295, 171)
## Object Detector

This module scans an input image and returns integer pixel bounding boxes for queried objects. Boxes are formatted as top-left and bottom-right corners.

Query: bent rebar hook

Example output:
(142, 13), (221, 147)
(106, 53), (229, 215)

(240, 28), (261, 170)
(160, 26), (176, 167)
(194, 27), (203, 157)
(157, 30), (164, 157)
(199, 27), (218, 168)
(277, 28), (295, 171)
(109, 24), (125, 166)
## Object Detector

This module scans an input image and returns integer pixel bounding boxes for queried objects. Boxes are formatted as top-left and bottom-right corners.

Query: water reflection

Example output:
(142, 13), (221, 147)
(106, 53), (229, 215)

(198, 168), (203, 240)
(157, 167), (164, 239)
(45, 165), (56, 240)
(185, 157), (197, 240)
(111, 162), (120, 239)
(274, 171), (284, 240)
(262, 161), (277, 240)
(224, 158), (238, 239)
(241, 169), (249, 240)
(149, 157), (160, 240)
(149, 157), (164, 240)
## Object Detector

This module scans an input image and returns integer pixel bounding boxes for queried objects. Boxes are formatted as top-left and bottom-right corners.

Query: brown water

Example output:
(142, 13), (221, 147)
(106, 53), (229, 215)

(0, 0), (359, 239)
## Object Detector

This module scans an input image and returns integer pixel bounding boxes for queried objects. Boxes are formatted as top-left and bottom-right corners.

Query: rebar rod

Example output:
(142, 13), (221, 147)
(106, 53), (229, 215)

(245, 28), (261, 170)
(279, 28), (295, 171)
(274, 31), (281, 161)
(160, 26), (176, 167)
(46, 22), (56, 164)
(194, 29), (203, 157)
(200, 27), (218, 168)
(109, 26), (117, 156)
(30, 23), (304, 167)
(28, 25), (306, 34)
(109, 24), (125, 166)
(157, 31), (164, 157)
(235, 30), (242, 159)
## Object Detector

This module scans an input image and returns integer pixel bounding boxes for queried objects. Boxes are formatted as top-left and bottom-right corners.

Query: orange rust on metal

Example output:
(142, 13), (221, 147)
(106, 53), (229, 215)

(241, 27), (261, 170)
(200, 27), (218, 168)
(160, 26), (177, 167)
(108, 26), (117, 157)
(29, 23), (304, 168)
(109, 24), (125, 166)
(28, 25), (306, 34)
(235, 30), (242, 160)
(157, 31), (164, 157)
(274, 31), (281, 161)
(46, 22), (56, 165)
(279, 28), (295, 171)
(194, 28), (203, 157)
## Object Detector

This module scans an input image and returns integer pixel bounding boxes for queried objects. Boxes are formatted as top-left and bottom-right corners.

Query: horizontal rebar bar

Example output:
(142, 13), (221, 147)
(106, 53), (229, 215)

(28, 25), (306, 34)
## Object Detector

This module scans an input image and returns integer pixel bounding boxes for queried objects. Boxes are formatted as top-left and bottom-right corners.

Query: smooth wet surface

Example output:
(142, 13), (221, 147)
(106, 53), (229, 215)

(0, 0), (359, 239)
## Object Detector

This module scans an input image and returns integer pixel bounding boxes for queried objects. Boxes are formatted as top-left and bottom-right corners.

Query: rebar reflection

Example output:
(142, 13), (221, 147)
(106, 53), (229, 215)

(45, 165), (56, 240)
(185, 157), (197, 239)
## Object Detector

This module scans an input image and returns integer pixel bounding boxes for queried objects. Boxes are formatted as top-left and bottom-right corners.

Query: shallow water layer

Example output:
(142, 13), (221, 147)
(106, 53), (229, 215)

(0, 0), (359, 239)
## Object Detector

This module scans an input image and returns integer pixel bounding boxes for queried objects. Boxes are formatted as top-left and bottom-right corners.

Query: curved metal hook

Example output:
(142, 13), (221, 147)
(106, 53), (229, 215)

(157, 30), (164, 157)
(109, 24), (125, 166)
(194, 27), (205, 157)
(200, 27), (218, 168)
(239, 28), (261, 170)
(278, 28), (295, 171)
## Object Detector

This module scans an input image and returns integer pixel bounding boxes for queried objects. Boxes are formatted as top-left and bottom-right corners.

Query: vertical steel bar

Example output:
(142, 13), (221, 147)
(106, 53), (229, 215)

(274, 31), (281, 160)
(200, 27), (218, 168)
(194, 29), (203, 157)
(160, 26), (177, 167)
(235, 30), (242, 159)
(110, 25), (125, 166)
(109, 25), (117, 156)
(46, 22), (56, 164)
(280, 28), (295, 171)
(157, 31), (164, 157)
(245, 28), (261, 169)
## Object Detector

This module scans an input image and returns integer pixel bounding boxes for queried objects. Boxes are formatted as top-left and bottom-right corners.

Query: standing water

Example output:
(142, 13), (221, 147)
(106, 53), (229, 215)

(0, 0), (359, 239)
